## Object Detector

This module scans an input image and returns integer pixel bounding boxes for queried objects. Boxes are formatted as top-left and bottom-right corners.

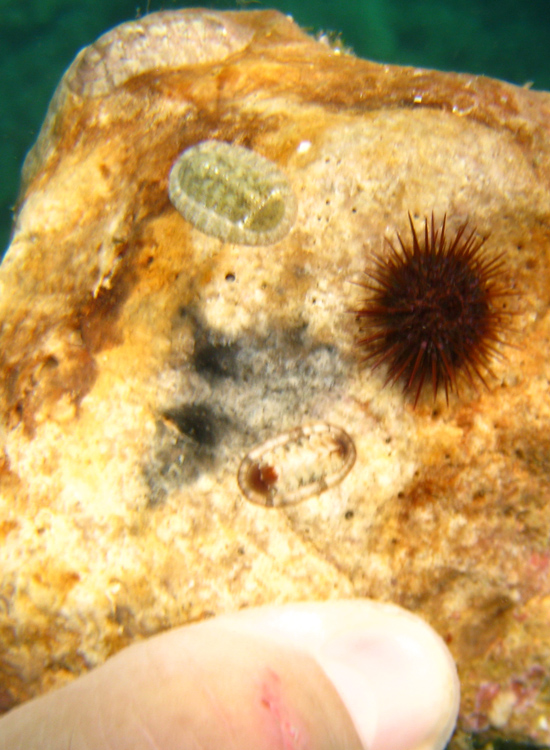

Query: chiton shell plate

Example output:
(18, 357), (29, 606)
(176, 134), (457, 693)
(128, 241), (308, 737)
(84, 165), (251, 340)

(238, 422), (356, 507)
(168, 140), (297, 245)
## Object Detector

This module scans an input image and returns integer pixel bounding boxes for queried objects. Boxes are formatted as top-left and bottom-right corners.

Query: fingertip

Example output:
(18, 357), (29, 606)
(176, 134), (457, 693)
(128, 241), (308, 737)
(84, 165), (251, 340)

(315, 603), (460, 750)
(218, 600), (460, 750)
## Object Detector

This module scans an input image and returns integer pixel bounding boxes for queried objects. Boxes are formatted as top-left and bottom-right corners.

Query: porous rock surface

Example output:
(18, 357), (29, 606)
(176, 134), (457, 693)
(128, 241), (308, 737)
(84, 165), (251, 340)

(1, 9), (550, 745)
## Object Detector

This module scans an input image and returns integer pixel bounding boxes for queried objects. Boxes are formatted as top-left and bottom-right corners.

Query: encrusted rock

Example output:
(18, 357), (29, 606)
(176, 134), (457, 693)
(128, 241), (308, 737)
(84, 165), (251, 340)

(2, 9), (550, 746)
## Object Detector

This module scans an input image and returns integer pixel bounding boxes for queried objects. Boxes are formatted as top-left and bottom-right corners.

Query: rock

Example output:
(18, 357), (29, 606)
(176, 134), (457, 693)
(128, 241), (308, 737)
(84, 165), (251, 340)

(1, 8), (550, 746)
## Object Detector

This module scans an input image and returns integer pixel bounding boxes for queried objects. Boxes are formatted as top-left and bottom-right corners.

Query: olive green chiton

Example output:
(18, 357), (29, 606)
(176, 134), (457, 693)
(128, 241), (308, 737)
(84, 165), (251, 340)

(168, 140), (297, 245)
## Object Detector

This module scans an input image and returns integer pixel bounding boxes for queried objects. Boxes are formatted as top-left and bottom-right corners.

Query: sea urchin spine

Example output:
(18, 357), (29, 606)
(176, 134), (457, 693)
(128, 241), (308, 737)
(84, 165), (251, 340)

(355, 213), (515, 406)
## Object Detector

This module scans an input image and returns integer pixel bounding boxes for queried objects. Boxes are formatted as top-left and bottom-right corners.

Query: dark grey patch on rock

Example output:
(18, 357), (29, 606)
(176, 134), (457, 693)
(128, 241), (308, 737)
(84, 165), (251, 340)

(193, 340), (240, 382)
(144, 407), (233, 507)
(163, 403), (221, 447)
(145, 313), (349, 506)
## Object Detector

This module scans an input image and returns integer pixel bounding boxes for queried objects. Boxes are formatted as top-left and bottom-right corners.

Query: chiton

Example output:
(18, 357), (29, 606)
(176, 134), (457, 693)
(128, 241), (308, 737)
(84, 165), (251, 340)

(168, 140), (297, 245)
(238, 422), (356, 507)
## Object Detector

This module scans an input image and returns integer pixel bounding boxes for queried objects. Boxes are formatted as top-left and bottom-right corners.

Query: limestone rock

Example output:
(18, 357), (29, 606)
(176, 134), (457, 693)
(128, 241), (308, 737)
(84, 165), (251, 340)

(1, 8), (550, 746)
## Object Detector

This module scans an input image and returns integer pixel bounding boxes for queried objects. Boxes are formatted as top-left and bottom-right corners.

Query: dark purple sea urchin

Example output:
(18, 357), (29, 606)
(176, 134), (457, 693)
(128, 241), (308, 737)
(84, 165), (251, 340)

(355, 213), (514, 407)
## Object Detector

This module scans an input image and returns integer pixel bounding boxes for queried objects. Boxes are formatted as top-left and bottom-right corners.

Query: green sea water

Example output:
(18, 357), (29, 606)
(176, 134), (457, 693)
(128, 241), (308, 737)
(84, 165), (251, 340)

(1, 0), (549, 255)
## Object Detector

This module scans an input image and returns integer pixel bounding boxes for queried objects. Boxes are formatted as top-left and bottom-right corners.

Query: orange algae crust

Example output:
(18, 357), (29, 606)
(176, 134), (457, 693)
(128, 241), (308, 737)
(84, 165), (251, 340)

(1, 9), (550, 748)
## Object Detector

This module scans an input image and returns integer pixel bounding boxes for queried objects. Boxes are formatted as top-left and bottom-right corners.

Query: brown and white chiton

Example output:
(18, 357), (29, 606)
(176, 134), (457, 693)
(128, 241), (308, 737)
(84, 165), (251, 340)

(238, 422), (356, 507)
(168, 139), (297, 245)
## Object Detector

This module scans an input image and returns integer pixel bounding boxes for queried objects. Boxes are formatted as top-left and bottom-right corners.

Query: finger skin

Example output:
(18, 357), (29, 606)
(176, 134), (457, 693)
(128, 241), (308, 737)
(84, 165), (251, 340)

(214, 600), (460, 750)
(0, 620), (363, 750)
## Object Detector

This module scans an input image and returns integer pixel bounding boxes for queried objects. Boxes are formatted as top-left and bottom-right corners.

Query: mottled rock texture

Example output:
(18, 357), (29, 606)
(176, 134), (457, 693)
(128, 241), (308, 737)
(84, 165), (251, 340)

(1, 8), (550, 746)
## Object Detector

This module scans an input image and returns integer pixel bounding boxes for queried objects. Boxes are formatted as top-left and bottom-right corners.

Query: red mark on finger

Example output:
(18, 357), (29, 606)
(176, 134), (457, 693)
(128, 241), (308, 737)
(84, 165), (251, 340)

(259, 668), (308, 750)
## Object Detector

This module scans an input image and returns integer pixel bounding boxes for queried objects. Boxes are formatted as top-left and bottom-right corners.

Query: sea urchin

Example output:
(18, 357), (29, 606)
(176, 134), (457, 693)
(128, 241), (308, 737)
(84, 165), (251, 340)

(355, 213), (514, 406)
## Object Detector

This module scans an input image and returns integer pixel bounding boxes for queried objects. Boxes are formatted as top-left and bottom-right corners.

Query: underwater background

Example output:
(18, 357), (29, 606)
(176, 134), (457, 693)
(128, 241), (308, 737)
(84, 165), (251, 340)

(0, 0), (549, 256)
